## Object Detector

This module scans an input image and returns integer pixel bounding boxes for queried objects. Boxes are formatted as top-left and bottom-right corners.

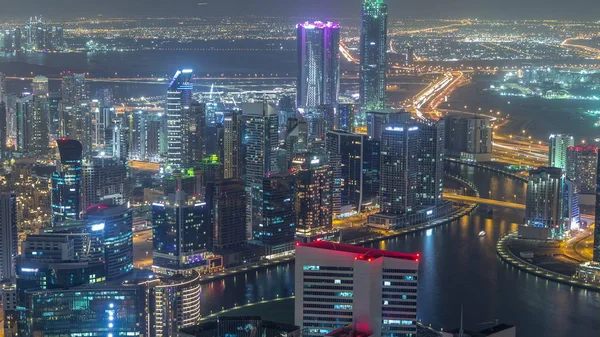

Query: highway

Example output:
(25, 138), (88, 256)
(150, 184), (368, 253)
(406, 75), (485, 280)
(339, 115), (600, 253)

(568, 226), (595, 261)
(561, 35), (600, 59)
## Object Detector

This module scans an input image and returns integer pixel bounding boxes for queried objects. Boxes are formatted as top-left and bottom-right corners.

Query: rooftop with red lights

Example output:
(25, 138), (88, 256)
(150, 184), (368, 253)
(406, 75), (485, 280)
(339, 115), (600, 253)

(567, 145), (598, 153)
(299, 241), (419, 262)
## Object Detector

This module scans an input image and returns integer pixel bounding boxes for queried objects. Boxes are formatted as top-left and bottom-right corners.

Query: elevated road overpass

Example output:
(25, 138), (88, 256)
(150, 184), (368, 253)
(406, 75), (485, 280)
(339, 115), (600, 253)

(444, 194), (525, 210)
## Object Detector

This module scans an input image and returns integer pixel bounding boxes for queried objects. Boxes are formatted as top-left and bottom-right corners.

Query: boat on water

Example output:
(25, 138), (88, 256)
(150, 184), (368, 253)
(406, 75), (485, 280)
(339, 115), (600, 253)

(479, 231), (486, 237)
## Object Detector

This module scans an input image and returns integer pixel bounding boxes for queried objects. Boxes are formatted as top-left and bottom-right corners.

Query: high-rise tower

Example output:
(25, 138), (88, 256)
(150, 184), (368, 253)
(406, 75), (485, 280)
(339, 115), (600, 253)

(222, 111), (242, 180)
(61, 73), (86, 103)
(296, 21), (340, 109)
(51, 139), (83, 224)
(360, 0), (388, 111)
(166, 69), (193, 170)
(0, 192), (17, 282)
(242, 102), (279, 239)
(85, 203), (133, 280)
(32, 76), (49, 96)
(548, 134), (574, 170)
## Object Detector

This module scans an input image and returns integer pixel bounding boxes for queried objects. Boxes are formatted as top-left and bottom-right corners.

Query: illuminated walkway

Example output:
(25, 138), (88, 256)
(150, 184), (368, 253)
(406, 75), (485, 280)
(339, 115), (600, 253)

(444, 194), (525, 210)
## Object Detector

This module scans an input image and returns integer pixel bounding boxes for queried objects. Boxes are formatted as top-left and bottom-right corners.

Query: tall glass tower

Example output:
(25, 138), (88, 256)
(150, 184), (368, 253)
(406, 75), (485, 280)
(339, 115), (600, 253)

(360, 0), (388, 111)
(166, 69), (193, 170)
(51, 139), (83, 224)
(296, 21), (340, 109)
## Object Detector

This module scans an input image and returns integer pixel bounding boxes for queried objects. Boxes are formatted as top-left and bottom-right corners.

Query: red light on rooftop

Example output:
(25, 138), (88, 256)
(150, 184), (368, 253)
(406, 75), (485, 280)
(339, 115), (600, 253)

(316, 238), (322, 242)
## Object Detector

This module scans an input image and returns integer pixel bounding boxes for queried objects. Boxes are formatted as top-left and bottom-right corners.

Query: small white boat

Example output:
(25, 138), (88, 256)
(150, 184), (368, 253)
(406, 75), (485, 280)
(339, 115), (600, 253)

(479, 231), (486, 237)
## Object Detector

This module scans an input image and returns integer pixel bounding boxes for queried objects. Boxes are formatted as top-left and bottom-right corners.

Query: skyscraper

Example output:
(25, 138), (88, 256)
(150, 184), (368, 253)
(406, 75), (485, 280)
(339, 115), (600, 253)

(0, 72), (5, 102)
(166, 69), (193, 170)
(258, 173), (296, 253)
(326, 131), (365, 212)
(222, 111), (242, 180)
(152, 192), (214, 275)
(32, 76), (49, 96)
(0, 192), (17, 282)
(51, 139), (83, 224)
(368, 118), (446, 228)
(296, 21), (340, 109)
(59, 100), (93, 157)
(380, 125), (419, 214)
(444, 115), (492, 162)
(566, 145), (598, 194)
(30, 94), (49, 155)
(129, 110), (148, 160)
(292, 153), (333, 242)
(15, 95), (33, 154)
(524, 167), (565, 237)
(548, 134), (574, 170)
(61, 73), (86, 103)
(211, 179), (247, 252)
(295, 241), (419, 337)
(360, 0), (388, 111)
(417, 120), (445, 207)
(242, 102), (279, 239)
(81, 157), (130, 211)
(85, 203), (134, 280)
(189, 101), (207, 166)
(0, 101), (7, 159)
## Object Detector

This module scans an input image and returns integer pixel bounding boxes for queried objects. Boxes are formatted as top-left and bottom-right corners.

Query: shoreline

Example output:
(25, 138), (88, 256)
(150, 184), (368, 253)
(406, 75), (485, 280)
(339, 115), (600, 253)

(496, 232), (600, 292)
(197, 203), (478, 284)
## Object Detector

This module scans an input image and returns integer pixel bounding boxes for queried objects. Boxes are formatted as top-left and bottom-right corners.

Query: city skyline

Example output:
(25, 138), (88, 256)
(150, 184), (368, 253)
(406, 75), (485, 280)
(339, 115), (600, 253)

(1, 0), (600, 336)
(3, 0), (600, 20)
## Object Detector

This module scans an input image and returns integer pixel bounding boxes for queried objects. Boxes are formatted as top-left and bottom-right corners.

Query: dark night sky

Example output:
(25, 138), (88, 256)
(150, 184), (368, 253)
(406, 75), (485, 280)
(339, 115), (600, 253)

(3, 0), (600, 20)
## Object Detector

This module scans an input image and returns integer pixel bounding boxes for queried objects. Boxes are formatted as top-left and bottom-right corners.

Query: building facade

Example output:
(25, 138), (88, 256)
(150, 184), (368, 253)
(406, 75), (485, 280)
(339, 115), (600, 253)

(259, 173), (296, 252)
(85, 203), (134, 280)
(295, 241), (419, 337)
(20, 286), (147, 337)
(292, 154), (333, 242)
(296, 21), (340, 109)
(548, 134), (574, 170)
(242, 102), (279, 239)
(380, 125), (420, 214)
(149, 272), (202, 337)
(81, 157), (130, 211)
(326, 131), (365, 213)
(222, 111), (243, 180)
(360, 0), (388, 111)
(566, 145), (598, 194)
(524, 167), (565, 236)
(0, 192), (17, 282)
(211, 179), (247, 251)
(51, 139), (83, 224)
(444, 115), (492, 162)
(152, 193), (215, 275)
(166, 69), (193, 169)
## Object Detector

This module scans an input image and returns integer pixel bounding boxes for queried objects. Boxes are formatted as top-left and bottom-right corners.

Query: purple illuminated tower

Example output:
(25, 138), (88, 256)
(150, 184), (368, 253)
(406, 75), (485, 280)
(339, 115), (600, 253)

(296, 21), (340, 110)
